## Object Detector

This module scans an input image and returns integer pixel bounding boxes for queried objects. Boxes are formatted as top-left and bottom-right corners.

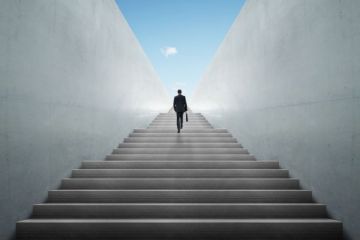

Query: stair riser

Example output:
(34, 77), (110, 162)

(32, 204), (327, 218)
(146, 123), (214, 127)
(151, 121), (209, 124)
(17, 221), (342, 240)
(133, 129), (228, 133)
(156, 116), (205, 117)
(150, 121), (210, 123)
(148, 127), (212, 129)
(71, 169), (289, 178)
(159, 113), (202, 115)
(124, 137), (237, 143)
(118, 143), (243, 148)
(81, 161), (279, 169)
(112, 148), (249, 154)
(148, 126), (212, 129)
(157, 114), (203, 115)
(105, 154), (256, 160)
(48, 190), (313, 203)
(61, 179), (299, 189)
(129, 133), (232, 137)
(152, 119), (209, 121)
(157, 115), (203, 117)
(154, 119), (206, 122)
(150, 123), (211, 126)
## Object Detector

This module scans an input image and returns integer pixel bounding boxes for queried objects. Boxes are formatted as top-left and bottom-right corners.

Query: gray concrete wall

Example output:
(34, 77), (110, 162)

(0, 1), (169, 239)
(192, 1), (360, 239)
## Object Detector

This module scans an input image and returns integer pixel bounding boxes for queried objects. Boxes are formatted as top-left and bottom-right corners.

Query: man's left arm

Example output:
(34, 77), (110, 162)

(184, 96), (188, 112)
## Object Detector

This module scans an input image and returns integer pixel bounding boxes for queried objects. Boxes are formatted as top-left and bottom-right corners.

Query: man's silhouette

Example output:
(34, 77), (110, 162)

(173, 89), (187, 133)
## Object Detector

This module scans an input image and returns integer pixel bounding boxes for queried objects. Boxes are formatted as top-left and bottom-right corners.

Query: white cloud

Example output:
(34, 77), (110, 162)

(161, 47), (178, 57)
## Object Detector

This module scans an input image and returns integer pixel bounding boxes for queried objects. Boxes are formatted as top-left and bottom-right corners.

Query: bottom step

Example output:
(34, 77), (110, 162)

(17, 219), (342, 240)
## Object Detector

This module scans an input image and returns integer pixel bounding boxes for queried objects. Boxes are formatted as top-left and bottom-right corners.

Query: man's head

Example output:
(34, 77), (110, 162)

(177, 89), (182, 95)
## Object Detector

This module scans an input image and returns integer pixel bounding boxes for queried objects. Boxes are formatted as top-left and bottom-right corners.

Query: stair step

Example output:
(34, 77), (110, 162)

(147, 126), (213, 129)
(124, 137), (237, 143)
(47, 190), (313, 203)
(154, 115), (207, 121)
(105, 154), (256, 160)
(156, 116), (203, 118)
(129, 133), (233, 137)
(32, 203), (327, 218)
(118, 143), (242, 148)
(150, 123), (211, 126)
(146, 127), (214, 129)
(159, 113), (202, 115)
(148, 126), (212, 129)
(17, 219), (342, 240)
(150, 124), (210, 127)
(71, 169), (289, 178)
(150, 121), (210, 123)
(148, 126), (212, 128)
(61, 178), (300, 189)
(133, 129), (228, 133)
(154, 119), (207, 122)
(151, 120), (209, 123)
(112, 148), (249, 154)
(81, 160), (279, 169)
(159, 113), (202, 116)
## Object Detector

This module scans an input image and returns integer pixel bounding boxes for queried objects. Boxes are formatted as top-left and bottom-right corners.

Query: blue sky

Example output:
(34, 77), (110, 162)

(115, 0), (246, 97)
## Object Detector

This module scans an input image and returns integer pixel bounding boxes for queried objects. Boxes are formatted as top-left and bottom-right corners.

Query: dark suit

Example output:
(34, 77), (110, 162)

(173, 95), (187, 130)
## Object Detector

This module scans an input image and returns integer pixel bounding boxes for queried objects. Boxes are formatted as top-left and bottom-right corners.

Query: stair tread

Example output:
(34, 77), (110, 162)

(19, 219), (340, 223)
(81, 160), (279, 169)
(82, 160), (276, 163)
(50, 189), (310, 192)
(63, 177), (296, 180)
(118, 143), (243, 147)
(35, 203), (323, 206)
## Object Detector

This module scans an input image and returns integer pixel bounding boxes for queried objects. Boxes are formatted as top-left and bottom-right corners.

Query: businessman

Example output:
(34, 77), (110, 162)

(173, 89), (187, 133)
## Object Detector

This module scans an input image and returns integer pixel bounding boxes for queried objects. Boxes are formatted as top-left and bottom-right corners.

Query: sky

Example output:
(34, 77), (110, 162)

(115, 0), (246, 97)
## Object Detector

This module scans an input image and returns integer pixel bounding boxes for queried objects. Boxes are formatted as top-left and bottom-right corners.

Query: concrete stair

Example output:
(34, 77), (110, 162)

(16, 112), (343, 239)
(32, 203), (327, 218)
(80, 160), (279, 168)
(70, 169), (289, 178)
(105, 153), (256, 160)
(60, 178), (300, 189)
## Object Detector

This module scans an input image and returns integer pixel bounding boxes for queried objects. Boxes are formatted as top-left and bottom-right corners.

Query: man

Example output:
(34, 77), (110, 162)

(173, 89), (187, 133)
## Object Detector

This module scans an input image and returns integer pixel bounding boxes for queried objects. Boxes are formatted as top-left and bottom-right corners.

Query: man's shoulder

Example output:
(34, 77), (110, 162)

(174, 95), (186, 99)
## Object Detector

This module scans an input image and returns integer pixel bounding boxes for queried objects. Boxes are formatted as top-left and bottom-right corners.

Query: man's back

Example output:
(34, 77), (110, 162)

(173, 95), (187, 113)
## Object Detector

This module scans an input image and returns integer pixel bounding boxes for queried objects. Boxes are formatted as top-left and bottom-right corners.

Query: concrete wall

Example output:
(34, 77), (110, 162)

(0, 0), (169, 239)
(192, 1), (360, 239)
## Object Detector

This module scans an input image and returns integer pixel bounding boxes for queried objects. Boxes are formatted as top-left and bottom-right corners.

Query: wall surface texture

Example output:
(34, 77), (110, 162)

(0, 0), (169, 239)
(192, 1), (360, 239)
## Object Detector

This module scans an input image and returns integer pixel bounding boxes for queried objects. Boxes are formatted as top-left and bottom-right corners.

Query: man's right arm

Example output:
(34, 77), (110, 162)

(173, 97), (176, 111)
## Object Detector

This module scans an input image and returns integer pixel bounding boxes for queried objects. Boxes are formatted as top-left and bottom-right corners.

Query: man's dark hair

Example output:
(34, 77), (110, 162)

(178, 89), (182, 94)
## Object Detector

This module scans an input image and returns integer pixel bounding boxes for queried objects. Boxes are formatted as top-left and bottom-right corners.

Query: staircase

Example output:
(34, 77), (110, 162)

(17, 112), (342, 239)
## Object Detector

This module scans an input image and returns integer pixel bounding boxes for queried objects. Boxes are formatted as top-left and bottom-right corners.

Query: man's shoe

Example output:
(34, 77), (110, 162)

(177, 129), (180, 133)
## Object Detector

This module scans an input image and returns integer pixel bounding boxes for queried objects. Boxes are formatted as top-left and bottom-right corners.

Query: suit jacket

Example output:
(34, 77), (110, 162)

(173, 95), (187, 113)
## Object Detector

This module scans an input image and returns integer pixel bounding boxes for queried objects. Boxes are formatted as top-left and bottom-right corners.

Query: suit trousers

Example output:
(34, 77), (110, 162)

(176, 112), (184, 130)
